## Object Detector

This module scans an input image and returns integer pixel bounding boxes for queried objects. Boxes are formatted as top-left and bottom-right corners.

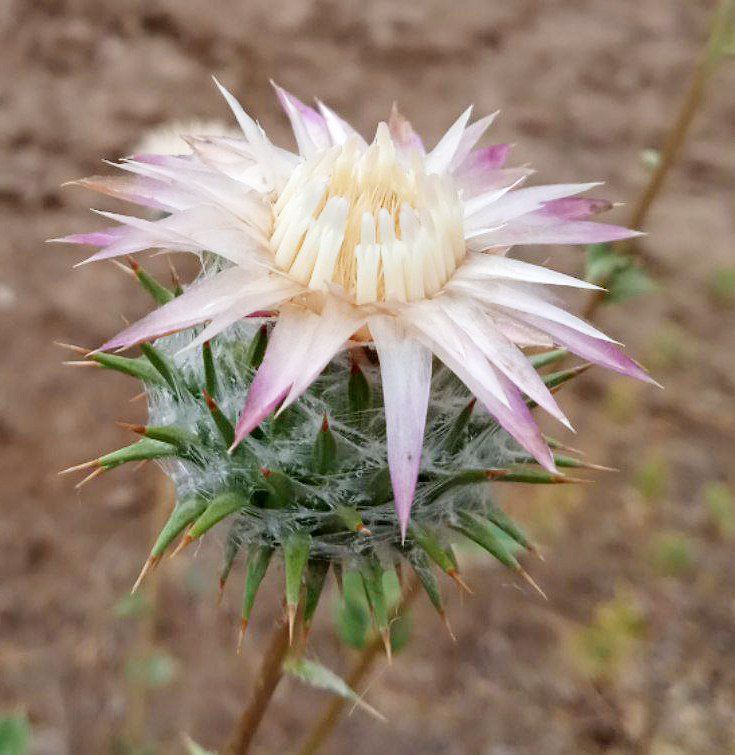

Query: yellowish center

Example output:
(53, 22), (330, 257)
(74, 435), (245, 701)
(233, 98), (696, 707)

(270, 123), (465, 303)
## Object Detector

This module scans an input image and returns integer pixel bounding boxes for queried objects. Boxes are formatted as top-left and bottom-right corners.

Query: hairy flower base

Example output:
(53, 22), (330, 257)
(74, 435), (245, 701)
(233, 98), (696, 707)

(60, 295), (603, 647)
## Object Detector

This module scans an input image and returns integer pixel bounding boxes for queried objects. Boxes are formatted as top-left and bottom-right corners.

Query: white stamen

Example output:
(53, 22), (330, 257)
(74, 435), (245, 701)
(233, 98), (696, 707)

(355, 244), (380, 304)
(381, 242), (407, 302)
(270, 124), (465, 303)
(309, 197), (349, 290)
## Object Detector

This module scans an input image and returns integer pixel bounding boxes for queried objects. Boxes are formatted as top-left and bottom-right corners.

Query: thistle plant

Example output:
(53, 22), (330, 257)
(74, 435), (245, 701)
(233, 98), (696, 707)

(56, 81), (655, 745)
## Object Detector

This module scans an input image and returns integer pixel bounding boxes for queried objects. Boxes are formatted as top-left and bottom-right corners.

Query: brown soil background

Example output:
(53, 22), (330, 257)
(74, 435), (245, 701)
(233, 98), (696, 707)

(1, 1), (734, 753)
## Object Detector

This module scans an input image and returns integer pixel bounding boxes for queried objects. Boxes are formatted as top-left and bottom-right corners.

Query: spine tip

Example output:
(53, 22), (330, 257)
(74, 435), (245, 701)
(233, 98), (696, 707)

(237, 618), (248, 655)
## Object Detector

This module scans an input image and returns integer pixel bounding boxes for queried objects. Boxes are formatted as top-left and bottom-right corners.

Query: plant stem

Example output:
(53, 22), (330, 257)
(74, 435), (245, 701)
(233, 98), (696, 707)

(297, 575), (422, 755)
(582, 0), (730, 320)
(224, 610), (300, 755)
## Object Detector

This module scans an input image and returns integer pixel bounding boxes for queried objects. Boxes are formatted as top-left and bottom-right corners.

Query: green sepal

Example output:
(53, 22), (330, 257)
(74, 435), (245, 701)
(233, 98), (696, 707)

(303, 559), (330, 627)
(427, 469), (488, 502)
(245, 324), (268, 369)
(99, 438), (177, 469)
(241, 545), (274, 623)
(202, 341), (218, 398)
(188, 492), (250, 540)
(491, 468), (577, 484)
(409, 523), (456, 576)
(262, 469), (295, 509)
(366, 467), (393, 505)
(359, 559), (389, 633)
(529, 349), (568, 369)
(513, 452), (604, 471)
(132, 263), (175, 304)
(142, 424), (199, 450)
(542, 364), (592, 390)
(284, 531), (311, 609)
(333, 505), (368, 534)
(90, 353), (164, 384)
(440, 398), (476, 455)
(525, 364), (592, 410)
(312, 416), (338, 475)
(150, 496), (208, 560)
(219, 523), (244, 594)
(405, 548), (443, 615)
(203, 391), (235, 447)
(486, 505), (533, 553)
(453, 511), (519, 571)
(140, 342), (179, 392)
(348, 362), (372, 420)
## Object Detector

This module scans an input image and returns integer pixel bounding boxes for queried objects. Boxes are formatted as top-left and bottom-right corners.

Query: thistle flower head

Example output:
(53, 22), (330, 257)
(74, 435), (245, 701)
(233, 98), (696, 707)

(57, 81), (654, 642)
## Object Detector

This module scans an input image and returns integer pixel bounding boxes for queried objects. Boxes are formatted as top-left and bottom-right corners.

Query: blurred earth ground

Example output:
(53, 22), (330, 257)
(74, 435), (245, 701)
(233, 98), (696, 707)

(1, 1), (734, 753)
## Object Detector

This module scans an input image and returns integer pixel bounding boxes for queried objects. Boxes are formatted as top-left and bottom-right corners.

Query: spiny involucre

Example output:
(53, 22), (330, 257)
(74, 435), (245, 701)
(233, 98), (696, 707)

(57, 81), (654, 648)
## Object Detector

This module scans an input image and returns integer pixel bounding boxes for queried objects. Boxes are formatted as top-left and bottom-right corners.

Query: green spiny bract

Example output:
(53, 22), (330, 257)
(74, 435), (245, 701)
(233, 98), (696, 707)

(62, 264), (598, 652)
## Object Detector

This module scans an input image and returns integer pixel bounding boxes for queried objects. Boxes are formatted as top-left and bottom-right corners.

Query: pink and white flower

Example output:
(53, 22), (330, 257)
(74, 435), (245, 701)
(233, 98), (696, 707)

(57, 80), (653, 536)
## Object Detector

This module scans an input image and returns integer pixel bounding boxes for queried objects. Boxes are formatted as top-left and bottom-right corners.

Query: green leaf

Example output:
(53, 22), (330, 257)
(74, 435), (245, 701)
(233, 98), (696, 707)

(182, 735), (216, 755)
(639, 148), (661, 171)
(585, 243), (656, 304)
(633, 453), (668, 503)
(113, 592), (150, 619)
(0, 714), (30, 755)
(283, 656), (385, 721)
(709, 266), (735, 308)
(125, 652), (177, 688)
(704, 481), (735, 539)
(607, 266), (657, 303)
(585, 243), (626, 284)
(649, 531), (696, 577)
